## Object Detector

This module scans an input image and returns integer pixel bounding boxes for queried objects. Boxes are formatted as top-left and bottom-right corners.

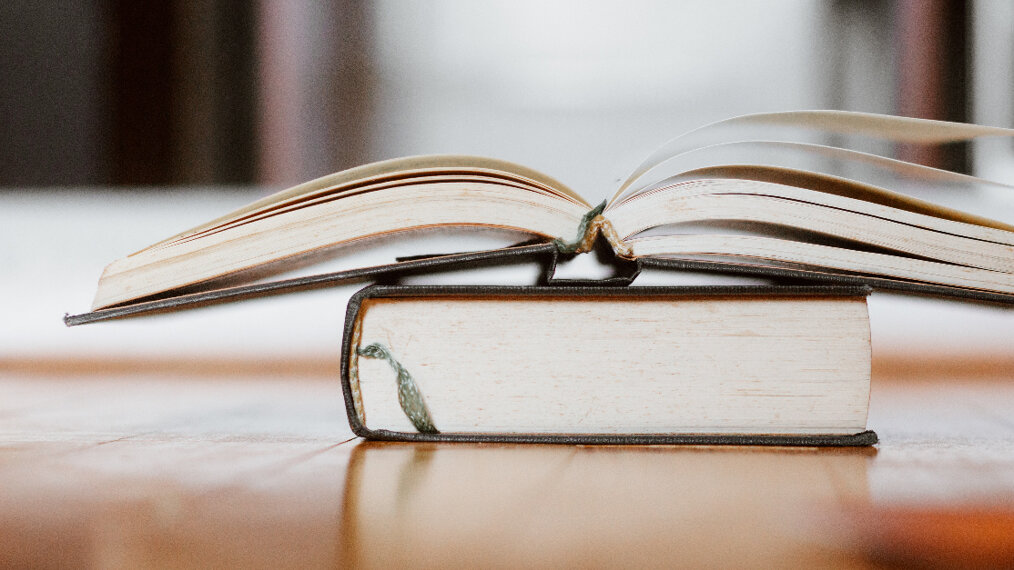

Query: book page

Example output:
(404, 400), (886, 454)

(657, 165), (1014, 232)
(626, 233), (1014, 295)
(156, 174), (551, 251)
(94, 183), (589, 309)
(613, 110), (1014, 206)
(152, 156), (587, 249)
(611, 140), (1014, 224)
(607, 184), (1014, 274)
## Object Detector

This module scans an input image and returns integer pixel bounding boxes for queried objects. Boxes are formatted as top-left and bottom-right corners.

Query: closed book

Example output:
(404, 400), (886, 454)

(341, 285), (877, 445)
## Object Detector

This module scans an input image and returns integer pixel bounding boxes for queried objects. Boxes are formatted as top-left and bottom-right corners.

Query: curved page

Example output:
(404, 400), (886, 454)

(626, 234), (1014, 295)
(154, 156), (586, 248)
(605, 179), (1014, 273)
(93, 183), (588, 309)
(614, 110), (1014, 202)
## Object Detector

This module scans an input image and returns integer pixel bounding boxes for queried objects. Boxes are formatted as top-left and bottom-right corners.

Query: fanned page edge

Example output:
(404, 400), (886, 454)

(611, 110), (1014, 204)
(651, 165), (1014, 233)
(603, 172), (1014, 296)
(148, 156), (588, 250)
(624, 233), (1014, 295)
(92, 180), (590, 310)
(614, 139), (1014, 213)
(598, 112), (1014, 296)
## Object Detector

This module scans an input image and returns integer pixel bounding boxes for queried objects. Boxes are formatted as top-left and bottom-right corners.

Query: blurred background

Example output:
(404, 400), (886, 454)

(2, 0), (1013, 364)
(8, 0), (1014, 189)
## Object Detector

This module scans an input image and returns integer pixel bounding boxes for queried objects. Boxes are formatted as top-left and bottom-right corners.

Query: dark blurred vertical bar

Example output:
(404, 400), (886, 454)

(331, 1), (376, 172)
(896, 0), (970, 171)
(214, 4), (258, 184)
(111, 0), (257, 185)
(109, 1), (174, 185)
(172, 1), (257, 184)
(257, 1), (375, 185)
(823, 0), (898, 157)
(0, 2), (108, 186)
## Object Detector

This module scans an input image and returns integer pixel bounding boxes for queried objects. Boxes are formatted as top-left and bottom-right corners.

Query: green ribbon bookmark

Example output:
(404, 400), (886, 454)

(357, 343), (439, 434)
(553, 200), (606, 253)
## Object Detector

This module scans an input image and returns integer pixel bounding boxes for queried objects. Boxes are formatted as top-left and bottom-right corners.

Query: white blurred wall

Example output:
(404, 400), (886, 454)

(370, 0), (828, 200)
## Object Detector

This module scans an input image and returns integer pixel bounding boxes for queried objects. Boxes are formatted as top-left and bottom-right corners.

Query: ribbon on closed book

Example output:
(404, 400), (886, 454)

(356, 342), (439, 434)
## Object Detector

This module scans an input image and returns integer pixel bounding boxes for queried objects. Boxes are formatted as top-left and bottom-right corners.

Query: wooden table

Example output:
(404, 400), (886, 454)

(1, 357), (1012, 568)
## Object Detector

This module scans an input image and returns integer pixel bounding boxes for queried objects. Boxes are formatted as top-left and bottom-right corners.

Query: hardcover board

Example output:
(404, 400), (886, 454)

(65, 240), (1014, 326)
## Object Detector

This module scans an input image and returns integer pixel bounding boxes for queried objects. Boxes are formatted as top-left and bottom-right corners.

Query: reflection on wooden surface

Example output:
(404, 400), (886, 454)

(341, 442), (872, 568)
(844, 505), (1014, 568)
(0, 367), (1012, 568)
(0, 375), (354, 569)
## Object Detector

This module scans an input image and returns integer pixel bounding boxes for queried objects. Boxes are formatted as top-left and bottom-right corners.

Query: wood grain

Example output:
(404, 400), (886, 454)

(1, 363), (1012, 568)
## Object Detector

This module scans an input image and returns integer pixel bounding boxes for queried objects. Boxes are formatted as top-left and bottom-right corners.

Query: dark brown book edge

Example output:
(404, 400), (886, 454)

(63, 242), (561, 326)
(340, 284), (878, 447)
(638, 257), (1014, 306)
(65, 236), (1014, 326)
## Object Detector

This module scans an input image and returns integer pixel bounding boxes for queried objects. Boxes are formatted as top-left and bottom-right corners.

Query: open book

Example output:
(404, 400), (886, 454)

(76, 111), (1014, 321)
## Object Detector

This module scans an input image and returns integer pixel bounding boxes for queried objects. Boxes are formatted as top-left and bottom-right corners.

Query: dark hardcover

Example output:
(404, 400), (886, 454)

(340, 283), (878, 446)
(64, 238), (1013, 326)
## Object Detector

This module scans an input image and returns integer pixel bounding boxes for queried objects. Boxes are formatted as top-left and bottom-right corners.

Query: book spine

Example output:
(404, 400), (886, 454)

(552, 201), (633, 258)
